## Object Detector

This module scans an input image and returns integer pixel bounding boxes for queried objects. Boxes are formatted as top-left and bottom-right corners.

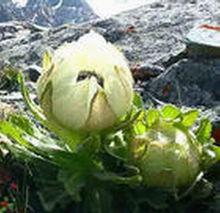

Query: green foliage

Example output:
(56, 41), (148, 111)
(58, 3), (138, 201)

(196, 119), (212, 144)
(146, 108), (159, 127)
(161, 104), (181, 121)
(181, 110), (199, 127)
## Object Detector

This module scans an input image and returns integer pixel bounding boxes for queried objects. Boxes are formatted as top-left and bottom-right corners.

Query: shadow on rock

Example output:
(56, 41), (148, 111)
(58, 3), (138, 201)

(146, 58), (220, 108)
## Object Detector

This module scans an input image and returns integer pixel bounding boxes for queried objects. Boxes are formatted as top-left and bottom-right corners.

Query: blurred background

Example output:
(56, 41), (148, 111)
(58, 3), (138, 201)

(0, 0), (154, 27)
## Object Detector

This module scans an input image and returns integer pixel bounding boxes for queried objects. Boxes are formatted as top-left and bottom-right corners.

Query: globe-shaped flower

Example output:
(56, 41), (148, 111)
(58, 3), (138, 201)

(130, 123), (201, 188)
(37, 31), (134, 131)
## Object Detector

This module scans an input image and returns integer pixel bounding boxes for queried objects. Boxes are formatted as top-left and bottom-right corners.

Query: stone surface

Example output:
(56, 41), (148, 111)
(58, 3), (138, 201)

(0, 0), (98, 27)
(0, 0), (220, 121)
(146, 58), (220, 107)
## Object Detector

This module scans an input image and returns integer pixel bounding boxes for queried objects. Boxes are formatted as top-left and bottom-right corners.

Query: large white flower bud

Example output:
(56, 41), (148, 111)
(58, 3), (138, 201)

(37, 31), (134, 131)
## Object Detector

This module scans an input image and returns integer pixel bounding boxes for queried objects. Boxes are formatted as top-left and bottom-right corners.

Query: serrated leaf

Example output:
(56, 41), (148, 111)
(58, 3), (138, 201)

(146, 109), (160, 127)
(181, 110), (199, 127)
(196, 119), (212, 144)
(161, 104), (181, 121)
(133, 92), (144, 108)
(38, 186), (69, 212)
(34, 159), (70, 212)
(56, 152), (98, 200)
(114, 109), (142, 132)
(133, 111), (146, 134)
(58, 169), (85, 200)
(134, 121), (146, 135)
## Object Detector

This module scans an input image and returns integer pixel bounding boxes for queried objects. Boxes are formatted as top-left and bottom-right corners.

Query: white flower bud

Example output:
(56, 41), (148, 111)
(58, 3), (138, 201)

(37, 31), (134, 131)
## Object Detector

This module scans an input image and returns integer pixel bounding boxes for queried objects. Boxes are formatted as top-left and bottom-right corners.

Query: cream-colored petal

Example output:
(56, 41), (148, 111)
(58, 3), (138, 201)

(52, 78), (98, 130)
(86, 91), (116, 130)
(104, 66), (133, 117)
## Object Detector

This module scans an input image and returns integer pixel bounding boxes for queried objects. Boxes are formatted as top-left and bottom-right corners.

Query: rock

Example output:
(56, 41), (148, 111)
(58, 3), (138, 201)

(0, 0), (220, 111)
(146, 58), (220, 107)
(24, 64), (42, 82)
(186, 24), (220, 57)
(0, 0), (98, 27)
(0, 101), (15, 120)
(131, 63), (164, 81)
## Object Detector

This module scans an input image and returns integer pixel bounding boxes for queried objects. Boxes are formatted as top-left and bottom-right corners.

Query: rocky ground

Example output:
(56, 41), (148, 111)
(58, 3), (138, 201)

(0, 0), (220, 121)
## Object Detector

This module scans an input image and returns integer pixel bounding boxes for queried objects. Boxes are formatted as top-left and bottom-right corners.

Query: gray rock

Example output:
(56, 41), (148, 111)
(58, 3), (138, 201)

(24, 64), (42, 82)
(0, 0), (220, 113)
(0, 0), (98, 27)
(146, 58), (220, 107)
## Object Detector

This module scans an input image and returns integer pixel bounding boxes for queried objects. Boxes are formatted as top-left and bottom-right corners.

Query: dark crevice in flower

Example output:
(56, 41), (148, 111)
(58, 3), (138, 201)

(77, 70), (104, 88)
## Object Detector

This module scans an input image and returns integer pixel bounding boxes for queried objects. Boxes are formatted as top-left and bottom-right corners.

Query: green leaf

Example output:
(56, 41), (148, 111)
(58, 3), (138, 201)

(104, 133), (129, 161)
(18, 72), (45, 122)
(33, 159), (70, 212)
(0, 121), (34, 150)
(51, 150), (100, 200)
(133, 121), (146, 135)
(83, 187), (112, 213)
(94, 172), (142, 186)
(132, 111), (146, 134)
(8, 114), (34, 135)
(0, 119), (61, 161)
(196, 119), (212, 144)
(38, 185), (69, 212)
(58, 169), (85, 201)
(133, 92), (144, 108)
(114, 109), (142, 131)
(207, 145), (220, 164)
(146, 108), (160, 127)
(181, 110), (199, 127)
(190, 179), (213, 200)
(77, 135), (101, 156)
(161, 104), (181, 121)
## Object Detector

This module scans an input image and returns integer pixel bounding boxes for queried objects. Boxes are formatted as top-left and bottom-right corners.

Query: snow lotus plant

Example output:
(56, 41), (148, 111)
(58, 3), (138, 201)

(0, 32), (135, 211)
(105, 104), (220, 193)
(37, 31), (134, 132)
(0, 32), (220, 212)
